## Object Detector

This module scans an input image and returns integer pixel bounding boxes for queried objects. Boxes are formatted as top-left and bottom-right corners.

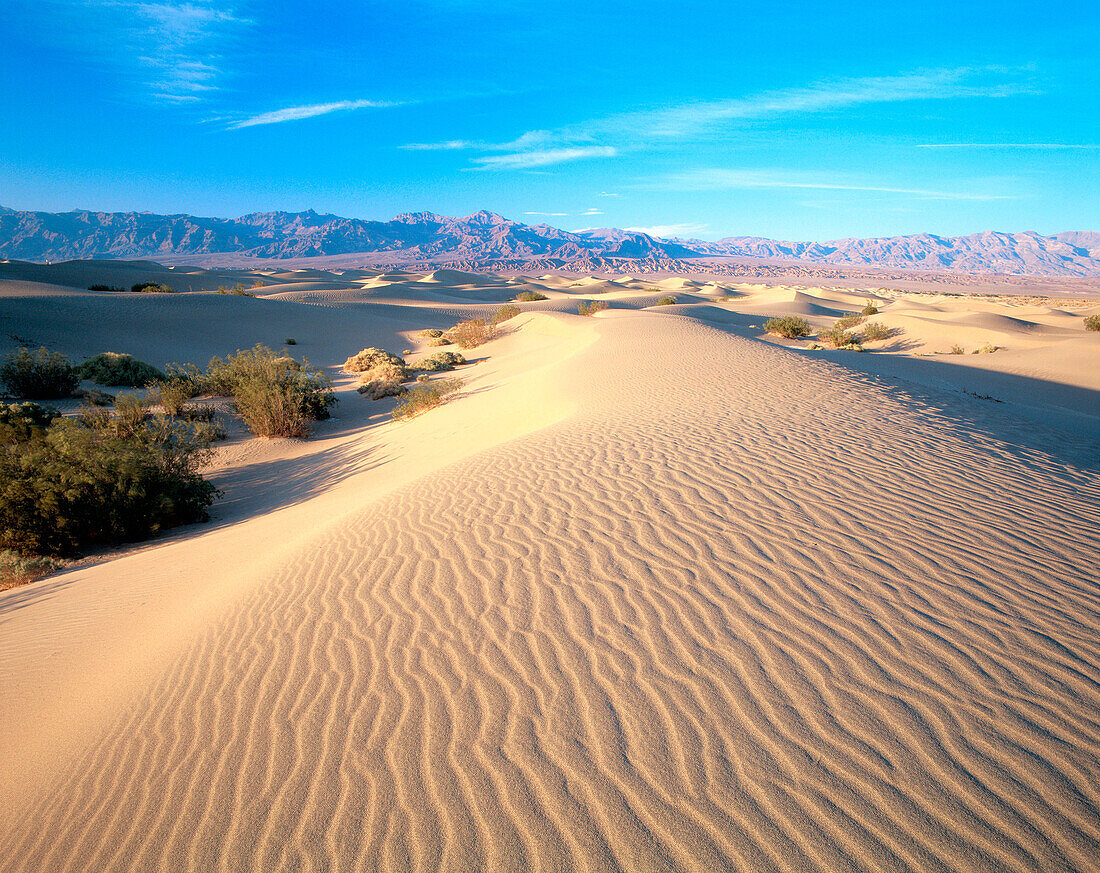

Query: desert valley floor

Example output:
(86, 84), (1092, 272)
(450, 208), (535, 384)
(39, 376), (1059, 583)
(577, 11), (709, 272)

(1, 260), (1099, 873)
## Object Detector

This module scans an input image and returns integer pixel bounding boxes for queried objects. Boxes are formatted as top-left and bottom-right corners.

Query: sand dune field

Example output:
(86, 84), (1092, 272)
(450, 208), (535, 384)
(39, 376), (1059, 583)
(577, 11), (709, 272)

(1, 263), (1098, 872)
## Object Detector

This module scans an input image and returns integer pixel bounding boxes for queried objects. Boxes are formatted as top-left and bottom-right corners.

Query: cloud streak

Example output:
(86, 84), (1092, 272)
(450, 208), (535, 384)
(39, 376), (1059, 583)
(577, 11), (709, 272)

(470, 146), (617, 170)
(229, 99), (403, 129)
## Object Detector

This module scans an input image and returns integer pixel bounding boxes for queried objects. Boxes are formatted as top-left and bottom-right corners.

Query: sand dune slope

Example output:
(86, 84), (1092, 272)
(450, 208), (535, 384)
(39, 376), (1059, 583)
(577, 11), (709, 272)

(3, 315), (1099, 872)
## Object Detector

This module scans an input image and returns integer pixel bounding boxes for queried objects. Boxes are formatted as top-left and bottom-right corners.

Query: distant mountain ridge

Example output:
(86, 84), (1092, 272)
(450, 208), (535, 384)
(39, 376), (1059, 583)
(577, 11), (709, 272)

(1, 206), (1097, 277)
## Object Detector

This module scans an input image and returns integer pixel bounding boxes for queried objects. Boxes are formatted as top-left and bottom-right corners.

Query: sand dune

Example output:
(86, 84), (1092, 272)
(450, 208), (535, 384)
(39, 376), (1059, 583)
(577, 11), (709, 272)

(1, 263), (1099, 872)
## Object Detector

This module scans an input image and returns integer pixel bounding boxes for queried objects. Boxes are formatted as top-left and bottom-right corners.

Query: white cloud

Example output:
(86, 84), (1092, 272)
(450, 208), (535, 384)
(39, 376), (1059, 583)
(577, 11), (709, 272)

(471, 147), (617, 170)
(625, 223), (709, 238)
(580, 208), (603, 216)
(401, 140), (480, 150)
(598, 191), (620, 197)
(657, 168), (1014, 201)
(230, 99), (403, 129)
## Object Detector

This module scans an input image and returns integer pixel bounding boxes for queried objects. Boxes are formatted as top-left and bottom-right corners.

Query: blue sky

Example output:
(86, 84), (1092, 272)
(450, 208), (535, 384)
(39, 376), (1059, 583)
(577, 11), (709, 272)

(2, 0), (1097, 240)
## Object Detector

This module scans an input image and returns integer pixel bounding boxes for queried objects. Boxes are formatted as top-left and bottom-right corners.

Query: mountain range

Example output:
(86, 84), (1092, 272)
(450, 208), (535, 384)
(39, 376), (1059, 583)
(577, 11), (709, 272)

(1, 206), (1098, 277)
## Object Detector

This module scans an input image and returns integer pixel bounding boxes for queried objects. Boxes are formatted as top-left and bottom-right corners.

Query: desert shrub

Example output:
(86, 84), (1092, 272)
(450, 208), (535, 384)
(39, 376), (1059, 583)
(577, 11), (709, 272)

(152, 369), (203, 416)
(78, 352), (166, 387)
(284, 337), (297, 345)
(216, 283), (256, 296)
(88, 284), (125, 293)
(206, 345), (336, 437)
(72, 386), (115, 406)
(861, 300), (879, 316)
(1084, 314), (1100, 331)
(860, 322), (895, 342)
(835, 313), (863, 329)
(950, 344), (965, 355)
(515, 290), (548, 302)
(973, 343), (999, 354)
(493, 304), (521, 323)
(357, 379), (408, 400)
(448, 319), (495, 349)
(577, 300), (609, 317)
(420, 328), (445, 338)
(0, 549), (64, 590)
(820, 325), (859, 349)
(655, 296), (677, 306)
(427, 337), (451, 347)
(357, 361), (409, 387)
(341, 347), (406, 374)
(391, 378), (463, 421)
(111, 394), (149, 439)
(764, 316), (811, 338)
(0, 414), (218, 557)
(416, 374), (431, 383)
(131, 282), (173, 293)
(0, 347), (79, 399)
(0, 402), (60, 446)
(418, 351), (466, 372)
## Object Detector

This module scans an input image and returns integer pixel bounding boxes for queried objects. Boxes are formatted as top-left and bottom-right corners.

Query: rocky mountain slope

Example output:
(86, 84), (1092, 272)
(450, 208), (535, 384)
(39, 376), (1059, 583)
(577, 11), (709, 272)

(1, 205), (1097, 276)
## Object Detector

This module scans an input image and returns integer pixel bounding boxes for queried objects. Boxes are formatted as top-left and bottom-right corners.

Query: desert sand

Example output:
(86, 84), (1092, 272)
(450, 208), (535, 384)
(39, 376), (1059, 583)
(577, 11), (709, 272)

(1, 262), (1098, 872)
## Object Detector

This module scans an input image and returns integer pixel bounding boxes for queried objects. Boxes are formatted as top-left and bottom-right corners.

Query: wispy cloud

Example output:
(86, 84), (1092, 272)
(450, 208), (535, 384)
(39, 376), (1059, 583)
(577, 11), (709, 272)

(916, 142), (1099, 149)
(229, 99), (403, 129)
(401, 140), (479, 151)
(657, 168), (1014, 201)
(470, 147), (617, 170)
(626, 223), (709, 238)
(580, 208), (603, 216)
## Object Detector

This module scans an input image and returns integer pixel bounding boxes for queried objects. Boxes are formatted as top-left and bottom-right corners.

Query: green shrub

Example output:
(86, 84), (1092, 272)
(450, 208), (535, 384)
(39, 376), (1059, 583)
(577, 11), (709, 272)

(391, 378), (463, 421)
(493, 304), (521, 323)
(215, 283), (256, 296)
(88, 284), (125, 293)
(515, 290), (548, 302)
(416, 374), (431, 383)
(152, 368), (203, 416)
(427, 337), (451, 347)
(577, 300), (609, 317)
(764, 316), (811, 338)
(950, 344), (965, 355)
(0, 549), (64, 590)
(206, 345), (336, 437)
(0, 347), (79, 399)
(78, 352), (166, 387)
(0, 402), (60, 446)
(131, 282), (173, 294)
(835, 313), (863, 329)
(284, 337), (297, 345)
(820, 325), (859, 349)
(655, 296), (677, 306)
(1084, 314), (1100, 331)
(861, 300), (879, 316)
(0, 414), (218, 557)
(418, 351), (466, 372)
(973, 343), (999, 354)
(448, 319), (495, 348)
(860, 322), (895, 342)
(341, 347), (406, 374)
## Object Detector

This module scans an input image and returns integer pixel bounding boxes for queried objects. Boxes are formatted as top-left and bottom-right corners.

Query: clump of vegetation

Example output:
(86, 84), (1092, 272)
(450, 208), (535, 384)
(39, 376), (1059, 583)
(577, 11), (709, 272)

(284, 337), (297, 346)
(391, 378), (463, 421)
(357, 379), (407, 400)
(419, 328), (445, 338)
(764, 316), (811, 339)
(342, 347), (407, 374)
(418, 351), (466, 372)
(0, 549), (64, 590)
(448, 318), (495, 348)
(861, 300), (880, 316)
(950, 344), (965, 355)
(0, 405), (219, 558)
(216, 283), (256, 296)
(820, 325), (861, 349)
(860, 322), (895, 342)
(151, 366), (203, 416)
(973, 343), (1000, 354)
(131, 282), (173, 294)
(493, 304), (521, 323)
(72, 386), (115, 406)
(835, 313), (863, 329)
(1084, 314), (1100, 331)
(577, 300), (609, 317)
(0, 401), (61, 445)
(88, 284), (125, 293)
(426, 337), (451, 347)
(77, 352), (166, 387)
(206, 345), (336, 437)
(655, 296), (677, 306)
(0, 347), (79, 399)
(515, 290), (548, 302)
(416, 374), (431, 383)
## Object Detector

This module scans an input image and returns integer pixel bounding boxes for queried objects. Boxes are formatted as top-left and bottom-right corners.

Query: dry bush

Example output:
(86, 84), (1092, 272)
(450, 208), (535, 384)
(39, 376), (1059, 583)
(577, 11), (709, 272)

(341, 347), (406, 374)
(493, 304), (521, 323)
(357, 379), (408, 400)
(357, 360), (409, 385)
(655, 296), (677, 306)
(131, 282), (173, 293)
(420, 328), (445, 338)
(835, 313), (863, 329)
(0, 550), (64, 590)
(860, 322), (895, 342)
(861, 300), (879, 315)
(391, 378), (463, 421)
(820, 325), (860, 349)
(418, 351), (465, 372)
(215, 283), (256, 296)
(78, 352), (165, 387)
(577, 300), (608, 317)
(427, 337), (451, 347)
(950, 344), (965, 355)
(515, 290), (548, 302)
(973, 343), (1000, 354)
(88, 284), (125, 293)
(764, 316), (811, 338)
(448, 319), (495, 349)
(0, 347), (79, 399)
(1084, 314), (1100, 331)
